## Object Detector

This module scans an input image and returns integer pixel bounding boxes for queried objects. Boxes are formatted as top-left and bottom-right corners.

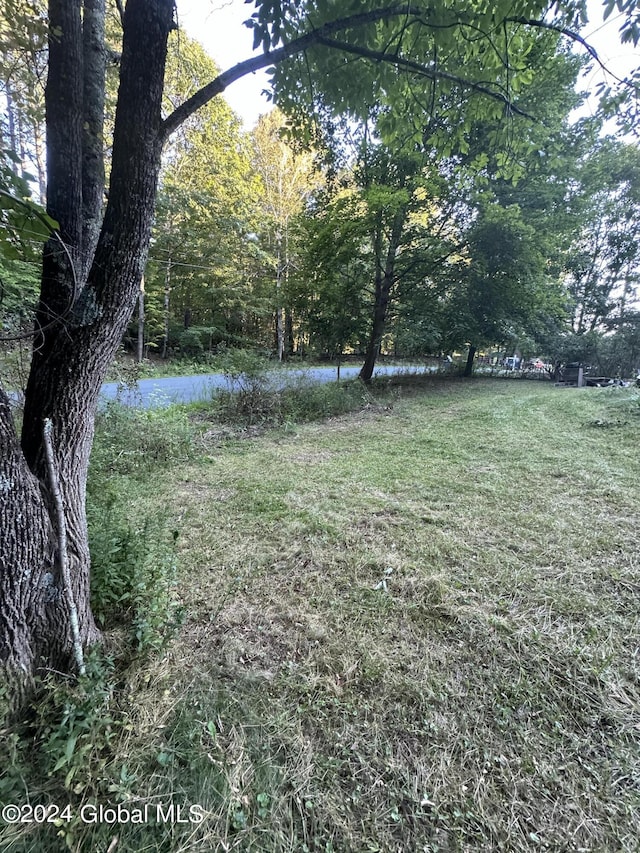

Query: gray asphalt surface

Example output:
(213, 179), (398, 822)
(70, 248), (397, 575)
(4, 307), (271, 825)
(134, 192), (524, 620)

(100, 364), (432, 409)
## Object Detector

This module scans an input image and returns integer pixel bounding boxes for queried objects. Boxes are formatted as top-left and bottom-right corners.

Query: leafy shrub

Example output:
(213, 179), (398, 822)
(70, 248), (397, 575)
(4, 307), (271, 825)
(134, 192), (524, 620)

(137, 353), (219, 377)
(278, 377), (372, 423)
(178, 328), (204, 356)
(87, 487), (182, 653)
(214, 348), (278, 424)
(35, 652), (122, 794)
(213, 350), (372, 426)
(216, 347), (271, 381)
(91, 401), (195, 475)
(0, 650), (126, 803)
(104, 352), (144, 386)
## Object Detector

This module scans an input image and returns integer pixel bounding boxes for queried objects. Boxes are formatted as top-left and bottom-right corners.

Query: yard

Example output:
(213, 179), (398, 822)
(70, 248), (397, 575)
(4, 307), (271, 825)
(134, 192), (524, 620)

(2, 378), (639, 852)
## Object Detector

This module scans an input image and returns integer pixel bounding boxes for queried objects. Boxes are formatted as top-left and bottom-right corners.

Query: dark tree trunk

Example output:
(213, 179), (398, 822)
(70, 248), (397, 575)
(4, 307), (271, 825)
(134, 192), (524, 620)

(161, 258), (172, 359)
(359, 272), (390, 383)
(81, 0), (107, 278)
(0, 390), (59, 677)
(1, 0), (176, 684)
(285, 309), (294, 358)
(359, 207), (407, 384)
(464, 344), (477, 377)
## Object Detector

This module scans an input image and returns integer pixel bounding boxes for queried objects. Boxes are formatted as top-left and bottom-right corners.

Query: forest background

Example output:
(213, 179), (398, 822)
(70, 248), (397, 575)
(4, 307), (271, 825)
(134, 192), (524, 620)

(2, 0), (639, 384)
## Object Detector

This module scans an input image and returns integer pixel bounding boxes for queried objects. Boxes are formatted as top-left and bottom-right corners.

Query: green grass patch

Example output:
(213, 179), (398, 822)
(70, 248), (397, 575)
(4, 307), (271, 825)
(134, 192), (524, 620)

(2, 380), (639, 852)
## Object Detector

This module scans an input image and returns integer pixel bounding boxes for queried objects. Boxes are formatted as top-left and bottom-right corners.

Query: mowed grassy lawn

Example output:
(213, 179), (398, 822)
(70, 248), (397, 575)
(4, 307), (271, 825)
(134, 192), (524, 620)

(120, 379), (639, 853)
(4, 379), (638, 853)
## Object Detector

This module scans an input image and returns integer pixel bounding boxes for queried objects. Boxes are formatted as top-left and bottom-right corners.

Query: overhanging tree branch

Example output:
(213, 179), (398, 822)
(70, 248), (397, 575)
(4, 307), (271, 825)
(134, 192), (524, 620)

(313, 35), (534, 119)
(508, 16), (636, 88)
(162, 4), (413, 138)
(161, 4), (623, 140)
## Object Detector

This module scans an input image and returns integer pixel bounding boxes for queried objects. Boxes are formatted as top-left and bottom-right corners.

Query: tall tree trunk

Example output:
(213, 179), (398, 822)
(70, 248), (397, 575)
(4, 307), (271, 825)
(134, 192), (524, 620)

(464, 344), (477, 377)
(33, 125), (47, 205)
(359, 207), (407, 383)
(81, 0), (107, 279)
(275, 233), (284, 361)
(276, 308), (284, 360)
(5, 83), (18, 158)
(161, 257), (172, 359)
(1, 0), (176, 684)
(285, 309), (294, 357)
(359, 270), (389, 383)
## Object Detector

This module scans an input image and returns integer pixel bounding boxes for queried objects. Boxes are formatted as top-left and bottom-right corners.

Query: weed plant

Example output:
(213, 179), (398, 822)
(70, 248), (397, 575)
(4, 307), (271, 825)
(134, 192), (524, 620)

(213, 377), (373, 427)
(212, 348), (374, 426)
(88, 490), (183, 652)
(0, 407), (190, 852)
(87, 401), (188, 650)
(91, 400), (195, 475)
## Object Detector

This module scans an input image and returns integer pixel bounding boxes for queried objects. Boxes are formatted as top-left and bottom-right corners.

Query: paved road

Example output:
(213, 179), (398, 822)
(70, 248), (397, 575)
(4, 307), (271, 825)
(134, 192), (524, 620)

(100, 364), (432, 409)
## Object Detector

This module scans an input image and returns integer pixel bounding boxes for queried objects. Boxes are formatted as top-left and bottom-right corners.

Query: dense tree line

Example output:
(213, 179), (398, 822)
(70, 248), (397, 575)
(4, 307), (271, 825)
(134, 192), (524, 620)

(129, 31), (639, 380)
(3, 11), (638, 379)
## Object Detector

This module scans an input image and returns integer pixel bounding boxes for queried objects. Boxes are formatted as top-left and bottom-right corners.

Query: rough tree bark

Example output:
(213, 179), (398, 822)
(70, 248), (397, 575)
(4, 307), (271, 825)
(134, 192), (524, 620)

(0, 0), (176, 683)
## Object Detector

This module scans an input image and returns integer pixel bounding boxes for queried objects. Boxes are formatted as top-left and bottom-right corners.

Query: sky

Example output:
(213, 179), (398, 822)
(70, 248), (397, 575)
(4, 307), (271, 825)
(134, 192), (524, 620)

(175, 0), (638, 130)
(577, 0), (639, 123)
(176, 0), (272, 128)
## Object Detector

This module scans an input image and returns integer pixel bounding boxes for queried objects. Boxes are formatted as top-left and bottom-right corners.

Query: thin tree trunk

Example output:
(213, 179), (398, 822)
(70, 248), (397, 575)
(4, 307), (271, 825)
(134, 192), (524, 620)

(464, 344), (477, 377)
(359, 207), (407, 383)
(34, 125), (47, 204)
(285, 309), (294, 357)
(6, 84), (18, 157)
(161, 257), (171, 359)
(276, 233), (284, 361)
(359, 276), (388, 383)
(137, 275), (145, 363)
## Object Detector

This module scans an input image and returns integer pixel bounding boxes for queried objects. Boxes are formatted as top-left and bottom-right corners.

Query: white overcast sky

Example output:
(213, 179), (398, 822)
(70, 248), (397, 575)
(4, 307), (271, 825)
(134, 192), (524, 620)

(175, 0), (638, 130)
(176, 0), (272, 128)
